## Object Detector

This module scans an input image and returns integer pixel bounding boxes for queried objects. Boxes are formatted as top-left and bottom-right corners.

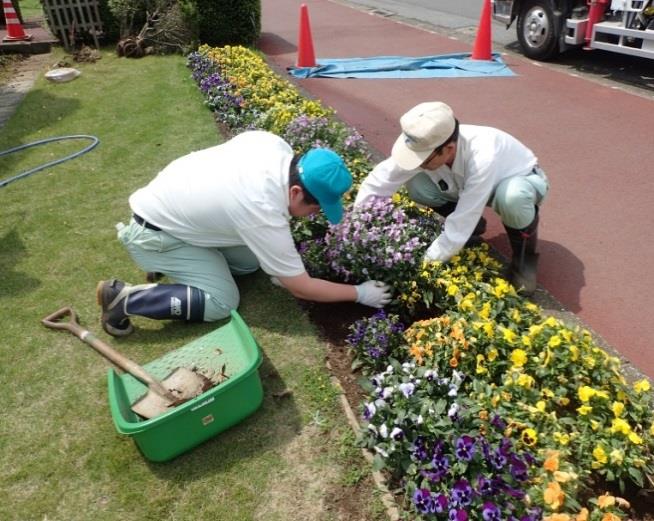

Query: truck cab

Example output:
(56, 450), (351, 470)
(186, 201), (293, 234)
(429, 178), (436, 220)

(492, 0), (654, 60)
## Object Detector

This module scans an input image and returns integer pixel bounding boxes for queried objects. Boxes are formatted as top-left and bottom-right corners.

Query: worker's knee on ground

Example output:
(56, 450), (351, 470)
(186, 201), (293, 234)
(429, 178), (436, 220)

(202, 294), (238, 322)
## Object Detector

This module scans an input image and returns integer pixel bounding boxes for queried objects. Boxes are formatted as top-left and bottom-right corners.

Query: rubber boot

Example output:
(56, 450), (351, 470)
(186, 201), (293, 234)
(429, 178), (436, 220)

(504, 210), (539, 296)
(97, 279), (205, 337)
(436, 201), (487, 243)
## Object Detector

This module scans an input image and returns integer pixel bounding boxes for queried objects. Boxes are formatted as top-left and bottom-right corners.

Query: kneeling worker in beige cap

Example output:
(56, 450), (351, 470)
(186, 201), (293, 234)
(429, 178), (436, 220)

(354, 102), (549, 295)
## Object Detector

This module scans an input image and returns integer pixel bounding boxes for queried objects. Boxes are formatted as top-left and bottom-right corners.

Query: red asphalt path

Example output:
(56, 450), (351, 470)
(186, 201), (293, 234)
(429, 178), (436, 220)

(259, 0), (654, 379)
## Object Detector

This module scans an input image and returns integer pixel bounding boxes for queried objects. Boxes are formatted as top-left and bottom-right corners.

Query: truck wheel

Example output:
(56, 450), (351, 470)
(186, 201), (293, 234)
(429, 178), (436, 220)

(517, 0), (560, 60)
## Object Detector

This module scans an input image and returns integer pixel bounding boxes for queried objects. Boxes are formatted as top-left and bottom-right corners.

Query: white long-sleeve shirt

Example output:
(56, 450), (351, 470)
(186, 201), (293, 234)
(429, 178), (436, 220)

(355, 125), (537, 262)
(129, 131), (306, 277)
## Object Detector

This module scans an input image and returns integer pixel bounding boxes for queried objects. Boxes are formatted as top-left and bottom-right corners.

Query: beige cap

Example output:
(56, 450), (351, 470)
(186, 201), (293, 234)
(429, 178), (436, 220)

(391, 102), (456, 170)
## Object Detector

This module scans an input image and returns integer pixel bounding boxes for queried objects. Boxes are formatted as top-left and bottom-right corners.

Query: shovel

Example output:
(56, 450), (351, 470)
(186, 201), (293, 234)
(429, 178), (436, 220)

(42, 307), (213, 419)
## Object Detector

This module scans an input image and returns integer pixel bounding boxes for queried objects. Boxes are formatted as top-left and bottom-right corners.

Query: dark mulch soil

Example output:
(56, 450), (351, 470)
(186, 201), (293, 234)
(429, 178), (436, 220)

(303, 300), (654, 521)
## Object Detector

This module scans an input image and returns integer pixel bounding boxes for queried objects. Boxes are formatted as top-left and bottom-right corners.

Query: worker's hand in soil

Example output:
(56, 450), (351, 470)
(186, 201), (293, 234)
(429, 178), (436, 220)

(355, 280), (392, 308)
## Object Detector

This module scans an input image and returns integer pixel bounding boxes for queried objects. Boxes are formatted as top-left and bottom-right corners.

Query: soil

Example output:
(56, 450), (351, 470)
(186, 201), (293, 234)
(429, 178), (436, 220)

(304, 301), (654, 521)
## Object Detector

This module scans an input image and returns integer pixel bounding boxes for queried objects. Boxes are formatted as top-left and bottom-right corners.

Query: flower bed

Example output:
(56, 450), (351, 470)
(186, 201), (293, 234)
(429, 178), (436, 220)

(187, 45), (654, 520)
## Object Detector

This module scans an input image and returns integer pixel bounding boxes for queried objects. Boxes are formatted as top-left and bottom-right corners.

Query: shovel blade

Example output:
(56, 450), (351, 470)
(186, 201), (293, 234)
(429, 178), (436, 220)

(131, 391), (172, 419)
(130, 367), (214, 419)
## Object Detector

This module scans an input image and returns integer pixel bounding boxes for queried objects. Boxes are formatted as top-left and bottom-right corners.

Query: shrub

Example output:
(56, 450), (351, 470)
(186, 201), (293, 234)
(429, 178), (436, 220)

(196, 0), (260, 47)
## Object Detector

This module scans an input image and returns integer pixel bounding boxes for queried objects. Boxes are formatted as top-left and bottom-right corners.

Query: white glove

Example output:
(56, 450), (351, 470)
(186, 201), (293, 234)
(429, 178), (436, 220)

(355, 280), (392, 308)
(423, 240), (443, 263)
(270, 276), (282, 287)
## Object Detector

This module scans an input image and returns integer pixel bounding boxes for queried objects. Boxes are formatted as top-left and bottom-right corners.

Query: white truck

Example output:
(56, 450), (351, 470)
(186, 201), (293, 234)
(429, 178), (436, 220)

(492, 0), (654, 60)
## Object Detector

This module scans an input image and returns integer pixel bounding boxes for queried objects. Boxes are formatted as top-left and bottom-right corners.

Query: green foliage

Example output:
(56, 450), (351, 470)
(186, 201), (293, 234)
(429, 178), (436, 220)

(196, 0), (261, 47)
(0, 49), (380, 521)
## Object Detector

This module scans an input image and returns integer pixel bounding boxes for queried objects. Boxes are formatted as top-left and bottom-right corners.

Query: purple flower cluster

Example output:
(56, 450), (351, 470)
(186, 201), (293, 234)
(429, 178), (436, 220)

(283, 114), (370, 159)
(406, 427), (538, 520)
(322, 197), (429, 284)
(346, 310), (405, 372)
(187, 51), (246, 130)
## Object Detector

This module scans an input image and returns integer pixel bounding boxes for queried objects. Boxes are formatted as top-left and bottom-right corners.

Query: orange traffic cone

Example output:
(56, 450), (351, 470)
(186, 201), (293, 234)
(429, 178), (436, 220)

(471, 0), (492, 60)
(296, 3), (317, 67)
(2, 0), (31, 41)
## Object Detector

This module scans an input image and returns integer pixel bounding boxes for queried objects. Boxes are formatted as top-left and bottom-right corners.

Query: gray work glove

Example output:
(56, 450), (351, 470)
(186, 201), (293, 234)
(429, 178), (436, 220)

(355, 280), (392, 308)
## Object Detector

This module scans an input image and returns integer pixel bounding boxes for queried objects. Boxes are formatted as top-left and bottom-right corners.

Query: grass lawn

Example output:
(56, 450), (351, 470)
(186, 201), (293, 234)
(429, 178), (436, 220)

(0, 49), (385, 521)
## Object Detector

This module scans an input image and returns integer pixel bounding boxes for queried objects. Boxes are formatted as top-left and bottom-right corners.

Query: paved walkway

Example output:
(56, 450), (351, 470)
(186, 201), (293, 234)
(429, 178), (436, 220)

(260, 0), (654, 380)
(0, 52), (52, 128)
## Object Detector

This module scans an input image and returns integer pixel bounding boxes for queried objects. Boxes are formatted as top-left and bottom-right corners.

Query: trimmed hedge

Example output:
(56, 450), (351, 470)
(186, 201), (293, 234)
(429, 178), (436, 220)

(197, 0), (261, 47)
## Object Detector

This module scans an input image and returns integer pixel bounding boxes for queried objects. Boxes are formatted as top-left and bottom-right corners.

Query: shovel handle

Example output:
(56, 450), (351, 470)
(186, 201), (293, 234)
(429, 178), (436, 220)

(42, 307), (175, 401)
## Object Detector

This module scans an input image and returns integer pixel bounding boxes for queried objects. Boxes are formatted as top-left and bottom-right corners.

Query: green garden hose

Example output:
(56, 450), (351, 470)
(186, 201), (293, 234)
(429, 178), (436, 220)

(0, 135), (100, 189)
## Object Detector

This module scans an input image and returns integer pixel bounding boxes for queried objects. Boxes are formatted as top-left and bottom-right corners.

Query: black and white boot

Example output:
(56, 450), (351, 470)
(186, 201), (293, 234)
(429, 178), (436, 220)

(96, 279), (206, 337)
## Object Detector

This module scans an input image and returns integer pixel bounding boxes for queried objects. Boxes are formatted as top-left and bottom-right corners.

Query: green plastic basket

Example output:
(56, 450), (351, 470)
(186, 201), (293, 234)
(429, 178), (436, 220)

(107, 310), (263, 462)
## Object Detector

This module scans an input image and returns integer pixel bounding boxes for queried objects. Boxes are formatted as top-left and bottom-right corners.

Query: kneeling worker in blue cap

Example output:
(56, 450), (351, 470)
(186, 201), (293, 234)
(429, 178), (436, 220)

(97, 130), (392, 337)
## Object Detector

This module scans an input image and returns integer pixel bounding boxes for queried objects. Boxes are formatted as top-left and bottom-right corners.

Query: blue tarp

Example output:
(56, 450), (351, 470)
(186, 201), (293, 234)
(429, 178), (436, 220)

(288, 52), (515, 79)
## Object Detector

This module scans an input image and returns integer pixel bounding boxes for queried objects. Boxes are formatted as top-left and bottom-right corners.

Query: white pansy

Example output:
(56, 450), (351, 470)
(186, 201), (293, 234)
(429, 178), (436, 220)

(399, 382), (415, 398)
(379, 423), (389, 438)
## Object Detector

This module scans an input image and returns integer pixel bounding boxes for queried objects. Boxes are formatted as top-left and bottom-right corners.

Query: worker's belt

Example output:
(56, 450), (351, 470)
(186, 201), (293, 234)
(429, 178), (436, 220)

(133, 214), (162, 231)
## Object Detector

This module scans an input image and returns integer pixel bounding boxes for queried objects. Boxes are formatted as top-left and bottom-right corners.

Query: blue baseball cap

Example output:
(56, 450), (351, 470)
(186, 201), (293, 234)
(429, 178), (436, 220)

(298, 148), (353, 224)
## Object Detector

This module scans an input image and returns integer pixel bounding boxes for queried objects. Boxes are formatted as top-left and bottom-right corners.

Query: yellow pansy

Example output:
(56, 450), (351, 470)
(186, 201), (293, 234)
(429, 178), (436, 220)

(609, 449), (624, 465)
(543, 317), (559, 327)
(536, 401), (547, 412)
(493, 278), (511, 298)
(521, 335), (532, 347)
(475, 354), (487, 374)
(548, 335), (562, 348)
(553, 432), (570, 445)
(628, 432), (643, 445)
(517, 373), (535, 388)
(511, 348), (528, 367)
(592, 446), (607, 466)
(583, 355), (596, 369)
(568, 344), (579, 361)
(578, 386), (595, 402)
(601, 514), (620, 521)
(487, 347), (498, 361)
(479, 301), (491, 319)
(577, 405), (593, 416)
(610, 418), (632, 435)
(521, 428), (538, 446)
(447, 283), (459, 296)
(591, 420), (601, 431)
(525, 302), (539, 313)
(502, 327), (518, 344)
(633, 379), (651, 393)
(611, 401), (624, 417)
